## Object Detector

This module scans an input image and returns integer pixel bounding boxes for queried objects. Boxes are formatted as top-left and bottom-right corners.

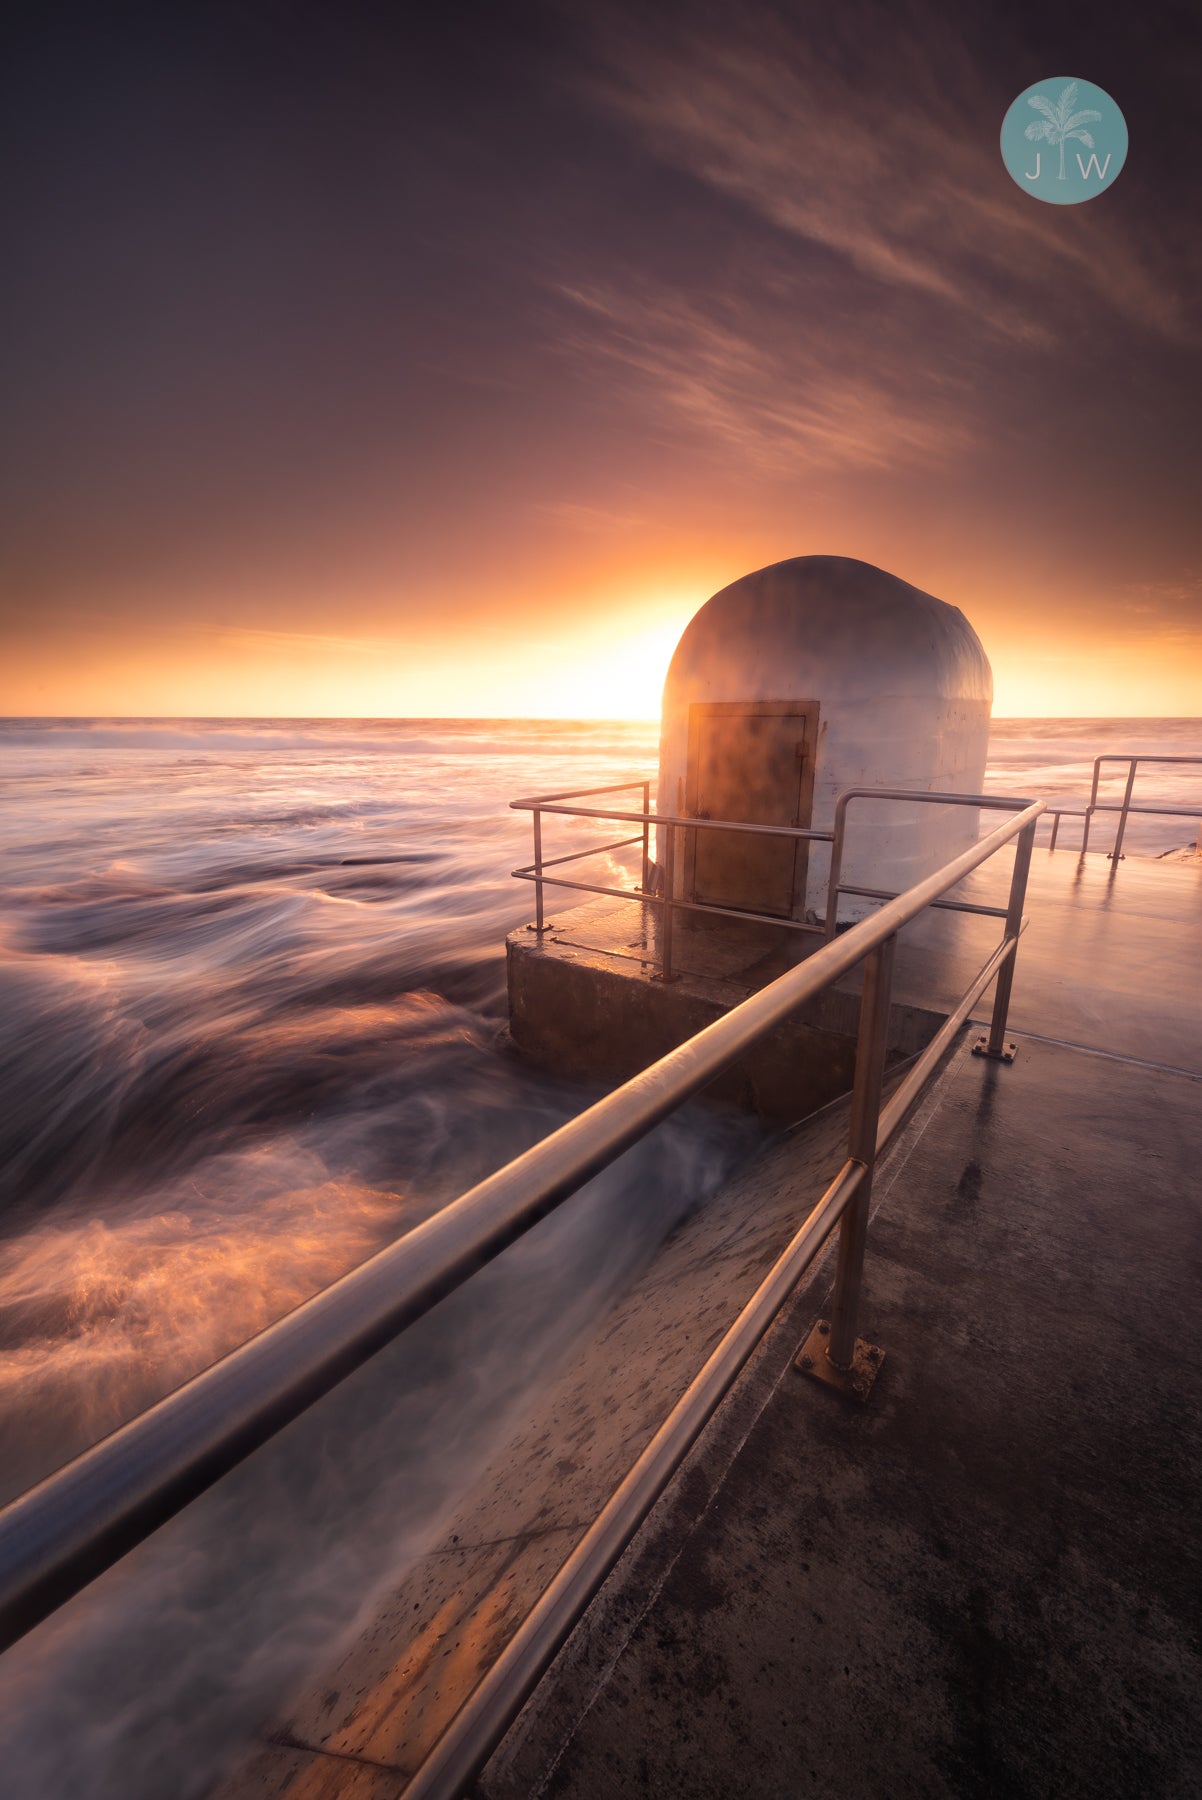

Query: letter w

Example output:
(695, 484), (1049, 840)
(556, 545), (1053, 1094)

(1076, 152), (1112, 180)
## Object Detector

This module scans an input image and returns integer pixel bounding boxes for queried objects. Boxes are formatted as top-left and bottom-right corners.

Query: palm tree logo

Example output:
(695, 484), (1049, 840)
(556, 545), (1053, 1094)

(1024, 81), (1102, 179)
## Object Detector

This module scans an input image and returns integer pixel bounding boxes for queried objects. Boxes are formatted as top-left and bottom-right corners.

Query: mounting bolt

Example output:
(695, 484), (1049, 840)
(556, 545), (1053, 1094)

(799, 1354), (814, 1369)
(818, 1322), (829, 1336)
(867, 1346), (881, 1361)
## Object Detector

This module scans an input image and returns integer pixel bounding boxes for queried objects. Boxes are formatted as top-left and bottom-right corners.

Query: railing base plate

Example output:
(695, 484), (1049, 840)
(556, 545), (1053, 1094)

(795, 1320), (884, 1403)
(972, 1036), (1017, 1062)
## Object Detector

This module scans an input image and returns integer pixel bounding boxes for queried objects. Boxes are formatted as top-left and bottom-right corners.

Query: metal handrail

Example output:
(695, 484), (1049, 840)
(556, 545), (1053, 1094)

(1045, 807), (1085, 851)
(511, 863), (829, 948)
(510, 789), (835, 967)
(400, 798), (1042, 1799)
(516, 778), (655, 903)
(822, 789), (1038, 942)
(0, 800), (1042, 1674)
(511, 785), (1035, 979)
(510, 798), (834, 835)
(1081, 755), (1202, 860)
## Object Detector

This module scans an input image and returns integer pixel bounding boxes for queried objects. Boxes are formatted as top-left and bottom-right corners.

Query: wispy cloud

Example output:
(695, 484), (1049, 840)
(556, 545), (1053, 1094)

(553, 279), (977, 475)
(577, 2), (1196, 347)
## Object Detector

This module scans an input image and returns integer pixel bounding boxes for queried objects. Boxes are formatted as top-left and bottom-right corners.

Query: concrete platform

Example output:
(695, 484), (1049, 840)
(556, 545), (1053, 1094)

(482, 1027), (1202, 1800)
(215, 850), (1202, 1798)
(211, 1088), (871, 1799)
(891, 848), (1202, 1075)
(506, 899), (944, 1120)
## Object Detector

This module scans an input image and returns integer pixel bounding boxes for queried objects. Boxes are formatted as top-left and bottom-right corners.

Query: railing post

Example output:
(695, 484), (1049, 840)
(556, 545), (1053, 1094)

(1082, 756), (1103, 853)
(826, 933), (895, 1375)
(1109, 759), (1138, 862)
(823, 799), (849, 942)
(641, 781), (651, 896)
(1049, 811), (1060, 852)
(533, 807), (544, 935)
(659, 822), (677, 982)
(974, 816), (1035, 1062)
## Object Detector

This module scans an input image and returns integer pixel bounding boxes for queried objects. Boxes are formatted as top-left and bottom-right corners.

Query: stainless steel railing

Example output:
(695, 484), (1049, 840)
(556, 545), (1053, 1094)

(1081, 754), (1202, 859)
(822, 788), (1034, 943)
(511, 782), (1036, 977)
(513, 757), (1200, 909)
(0, 798), (1042, 1800)
(516, 778), (655, 912)
(401, 797), (1042, 1799)
(510, 786), (833, 979)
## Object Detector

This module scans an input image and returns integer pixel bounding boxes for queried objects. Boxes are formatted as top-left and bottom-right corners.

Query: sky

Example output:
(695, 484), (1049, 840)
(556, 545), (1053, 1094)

(2, 0), (1200, 718)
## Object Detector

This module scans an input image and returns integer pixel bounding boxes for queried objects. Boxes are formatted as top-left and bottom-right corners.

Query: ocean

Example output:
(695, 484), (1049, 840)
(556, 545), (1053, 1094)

(0, 713), (1198, 1797)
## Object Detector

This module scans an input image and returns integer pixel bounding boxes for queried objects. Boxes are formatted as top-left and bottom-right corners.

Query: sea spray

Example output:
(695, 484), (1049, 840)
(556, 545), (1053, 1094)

(0, 1094), (751, 1800)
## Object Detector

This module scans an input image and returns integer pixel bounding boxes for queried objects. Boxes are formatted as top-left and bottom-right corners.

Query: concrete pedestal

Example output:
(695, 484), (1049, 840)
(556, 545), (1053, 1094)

(506, 898), (944, 1122)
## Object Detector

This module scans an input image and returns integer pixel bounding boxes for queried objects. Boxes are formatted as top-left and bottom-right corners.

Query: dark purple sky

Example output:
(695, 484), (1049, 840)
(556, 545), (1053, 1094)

(3, 0), (1199, 714)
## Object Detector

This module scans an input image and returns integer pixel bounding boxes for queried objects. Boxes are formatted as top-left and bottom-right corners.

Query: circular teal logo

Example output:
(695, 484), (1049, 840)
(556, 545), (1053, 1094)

(1000, 78), (1127, 203)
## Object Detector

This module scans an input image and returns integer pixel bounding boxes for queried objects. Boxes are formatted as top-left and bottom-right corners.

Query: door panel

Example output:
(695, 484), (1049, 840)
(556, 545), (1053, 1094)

(686, 703), (818, 918)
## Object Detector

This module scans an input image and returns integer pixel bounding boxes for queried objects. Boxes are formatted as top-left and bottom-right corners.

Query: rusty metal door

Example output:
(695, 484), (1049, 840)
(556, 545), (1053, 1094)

(685, 701), (819, 918)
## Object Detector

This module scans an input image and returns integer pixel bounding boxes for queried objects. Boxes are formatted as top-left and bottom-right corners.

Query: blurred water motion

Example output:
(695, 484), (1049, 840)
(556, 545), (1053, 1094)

(0, 721), (677, 1482)
(0, 714), (1196, 1797)
(0, 717), (755, 1798)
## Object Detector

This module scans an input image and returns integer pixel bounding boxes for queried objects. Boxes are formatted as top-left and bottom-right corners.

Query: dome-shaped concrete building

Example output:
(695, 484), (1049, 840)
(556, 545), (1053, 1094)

(507, 554), (994, 1119)
(657, 556), (992, 925)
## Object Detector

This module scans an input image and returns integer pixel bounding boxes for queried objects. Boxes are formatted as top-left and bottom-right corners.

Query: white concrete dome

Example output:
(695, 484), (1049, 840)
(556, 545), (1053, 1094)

(657, 555), (993, 924)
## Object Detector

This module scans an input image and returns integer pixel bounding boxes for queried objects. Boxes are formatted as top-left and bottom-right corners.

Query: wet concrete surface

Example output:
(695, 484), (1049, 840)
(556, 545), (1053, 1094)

(482, 1031), (1202, 1800)
(900, 849), (1202, 1074)
(211, 1091), (867, 1799)
(216, 850), (1202, 1797)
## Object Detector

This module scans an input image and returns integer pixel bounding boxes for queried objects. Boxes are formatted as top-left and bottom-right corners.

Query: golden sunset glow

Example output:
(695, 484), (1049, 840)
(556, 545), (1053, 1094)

(6, 559), (1198, 721)
(2, 8), (1198, 721)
